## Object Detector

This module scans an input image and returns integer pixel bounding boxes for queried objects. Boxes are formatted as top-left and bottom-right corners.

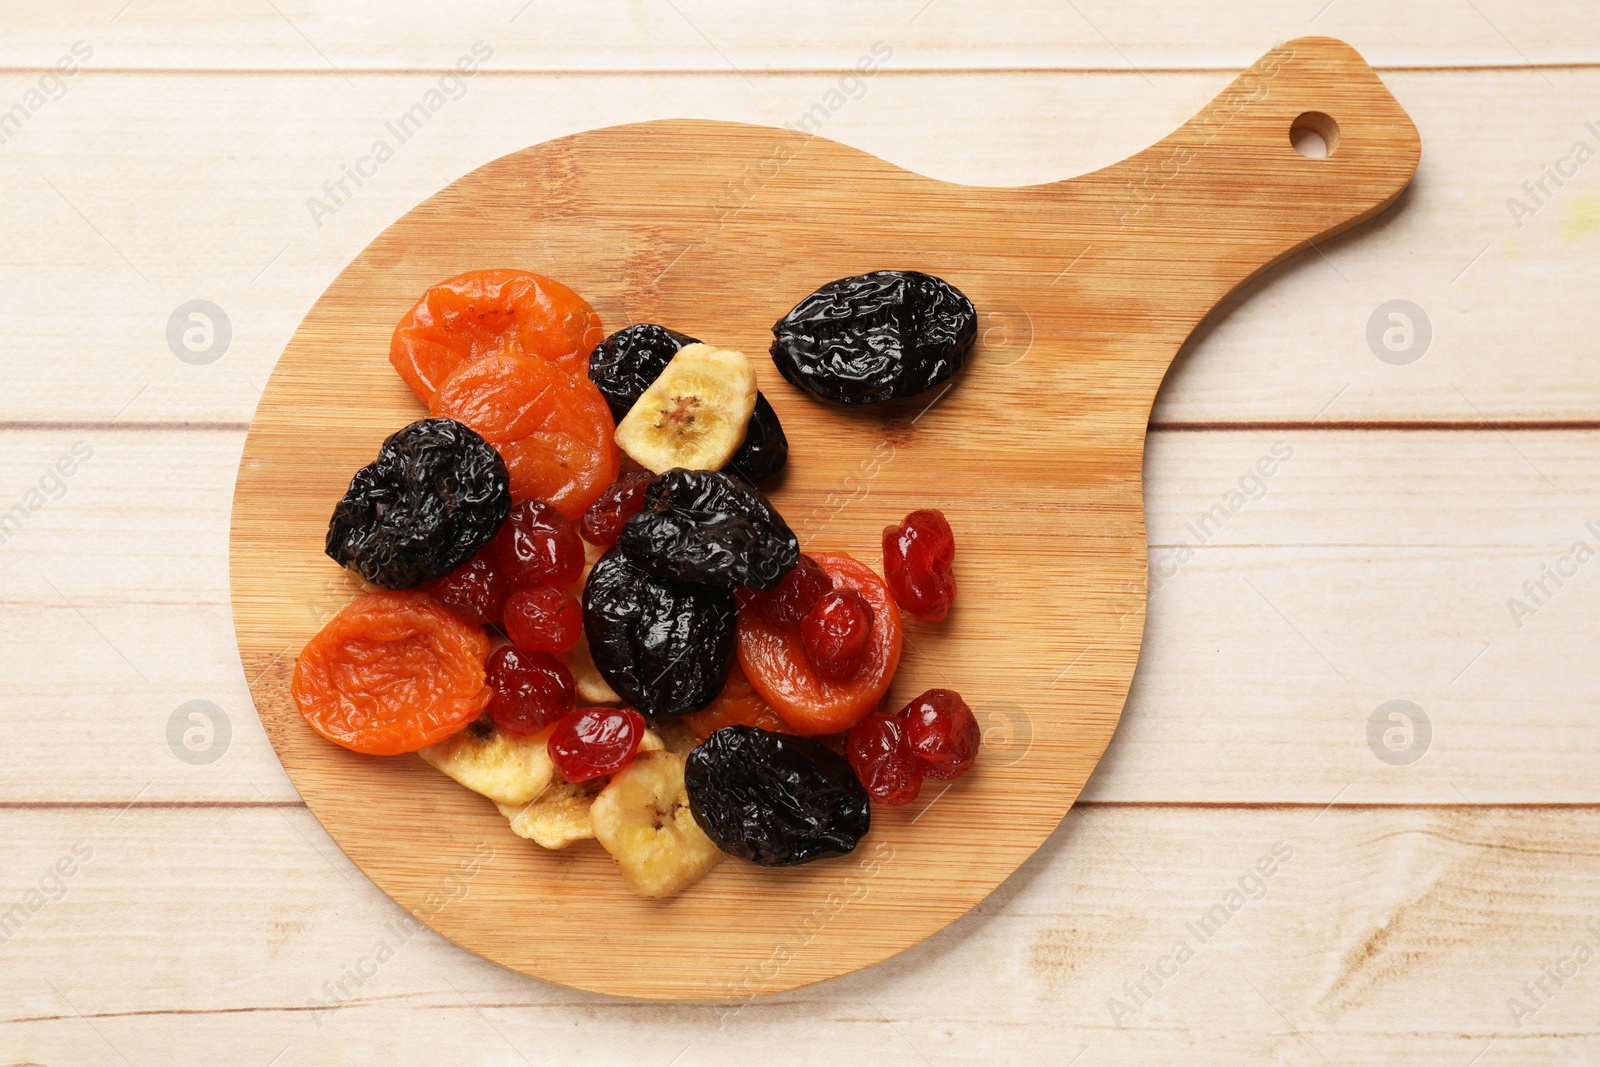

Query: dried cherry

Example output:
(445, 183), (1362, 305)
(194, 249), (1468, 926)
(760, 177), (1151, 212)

(882, 508), (957, 621)
(685, 725), (870, 866)
(847, 714), (922, 806)
(579, 470), (654, 546)
(503, 586), (583, 652)
(587, 323), (699, 422)
(485, 645), (574, 735)
(292, 590), (492, 754)
(746, 553), (833, 627)
(770, 270), (976, 405)
(616, 468), (798, 591)
(738, 553), (902, 735)
(902, 689), (980, 779)
(724, 392), (788, 485)
(548, 706), (646, 782)
(430, 352), (619, 519)
(492, 499), (585, 587)
(326, 418), (511, 590)
(582, 548), (737, 717)
(420, 545), (509, 625)
(391, 269), (603, 403)
(800, 589), (875, 681)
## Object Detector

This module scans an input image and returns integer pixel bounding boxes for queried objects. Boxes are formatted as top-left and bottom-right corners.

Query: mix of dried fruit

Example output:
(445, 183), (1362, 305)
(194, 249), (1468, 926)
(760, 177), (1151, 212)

(293, 267), (984, 899)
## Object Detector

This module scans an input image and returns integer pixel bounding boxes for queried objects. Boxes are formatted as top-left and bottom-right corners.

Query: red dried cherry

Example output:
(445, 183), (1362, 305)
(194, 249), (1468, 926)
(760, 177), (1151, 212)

(492, 499), (584, 587)
(846, 714), (922, 805)
(503, 586), (583, 652)
(800, 589), (875, 681)
(420, 547), (509, 625)
(883, 509), (956, 621)
(485, 646), (575, 735)
(748, 553), (833, 627)
(902, 688), (980, 780)
(579, 469), (654, 546)
(548, 706), (646, 782)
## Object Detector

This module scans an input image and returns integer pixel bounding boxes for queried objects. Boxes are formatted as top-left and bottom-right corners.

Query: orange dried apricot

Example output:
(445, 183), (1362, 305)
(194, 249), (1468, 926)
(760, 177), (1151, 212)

(292, 590), (492, 755)
(429, 353), (619, 519)
(682, 663), (794, 740)
(737, 553), (903, 736)
(390, 269), (603, 404)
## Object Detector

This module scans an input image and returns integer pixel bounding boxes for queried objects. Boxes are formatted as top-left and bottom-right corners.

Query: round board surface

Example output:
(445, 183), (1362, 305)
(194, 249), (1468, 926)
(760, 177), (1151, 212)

(230, 36), (1419, 999)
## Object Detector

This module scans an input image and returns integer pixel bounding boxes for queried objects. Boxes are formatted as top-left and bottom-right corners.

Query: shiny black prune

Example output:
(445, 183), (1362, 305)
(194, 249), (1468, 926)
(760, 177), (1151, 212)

(582, 548), (736, 717)
(588, 323), (700, 422)
(685, 725), (871, 867)
(326, 418), (510, 590)
(616, 468), (798, 591)
(770, 270), (977, 405)
(723, 392), (788, 485)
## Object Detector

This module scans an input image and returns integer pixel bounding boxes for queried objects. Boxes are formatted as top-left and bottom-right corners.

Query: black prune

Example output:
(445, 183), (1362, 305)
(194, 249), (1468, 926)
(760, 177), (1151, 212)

(326, 418), (510, 590)
(615, 468), (798, 591)
(685, 725), (871, 866)
(770, 270), (977, 405)
(582, 548), (736, 717)
(723, 392), (788, 485)
(588, 323), (699, 422)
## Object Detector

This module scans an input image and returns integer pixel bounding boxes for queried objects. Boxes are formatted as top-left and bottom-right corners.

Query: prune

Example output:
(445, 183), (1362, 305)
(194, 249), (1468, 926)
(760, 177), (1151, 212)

(616, 468), (798, 591)
(588, 323), (699, 422)
(582, 548), (737, 717)
(724, 392), (789, 485)
(685, 725), (870, 866)
(326, 418), (511, 589)
(770, 270), (977, 405)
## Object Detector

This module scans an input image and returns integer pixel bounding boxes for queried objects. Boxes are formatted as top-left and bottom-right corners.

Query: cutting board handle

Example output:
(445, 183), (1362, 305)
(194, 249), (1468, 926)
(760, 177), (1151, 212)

(1076, 36), (1420, 306)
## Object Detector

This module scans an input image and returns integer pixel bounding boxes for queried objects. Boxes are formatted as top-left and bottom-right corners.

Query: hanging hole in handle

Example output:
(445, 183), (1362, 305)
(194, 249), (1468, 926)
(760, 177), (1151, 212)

(1290, 111), (1340, 158)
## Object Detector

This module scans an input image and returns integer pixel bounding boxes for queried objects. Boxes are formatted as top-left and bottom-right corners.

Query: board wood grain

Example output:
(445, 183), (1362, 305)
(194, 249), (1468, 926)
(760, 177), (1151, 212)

(229, 37), (1420, 998)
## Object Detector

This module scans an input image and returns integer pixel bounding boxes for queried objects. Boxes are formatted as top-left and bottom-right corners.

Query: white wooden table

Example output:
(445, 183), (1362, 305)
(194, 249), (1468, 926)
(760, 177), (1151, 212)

(2, 3), (1596, 1063)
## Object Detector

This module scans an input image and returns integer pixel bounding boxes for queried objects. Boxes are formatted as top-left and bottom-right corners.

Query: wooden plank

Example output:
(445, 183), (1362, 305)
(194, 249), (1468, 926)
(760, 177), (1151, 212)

(0, 0), (1595, 72)
(3, 426), (1596, 806)
(0, 68), (1594, 426)
(3, 804), (1598, 1062)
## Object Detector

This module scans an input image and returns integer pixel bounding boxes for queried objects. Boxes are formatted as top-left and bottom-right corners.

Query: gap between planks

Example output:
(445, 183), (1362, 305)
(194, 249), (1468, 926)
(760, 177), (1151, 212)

(12, 419), (1600, 435)
(0, 62), (1594, 77)
(7, 799), (1600, 811)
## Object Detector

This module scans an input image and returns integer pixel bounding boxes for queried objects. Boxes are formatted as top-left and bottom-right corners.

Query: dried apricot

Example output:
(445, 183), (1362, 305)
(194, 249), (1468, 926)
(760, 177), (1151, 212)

(292, 590), (492, 755)
(429, 353), (619, 519)
(391, 269), (603, 403)
(682, 663), (793, 740)
(737, 553), (902, 736)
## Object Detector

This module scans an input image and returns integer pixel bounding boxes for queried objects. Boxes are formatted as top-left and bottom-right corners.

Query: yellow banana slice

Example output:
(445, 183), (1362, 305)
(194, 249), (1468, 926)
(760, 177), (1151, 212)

(419, 721), (554, 807)
(613, 343), (757, 473)
(589, 749), (723, 899)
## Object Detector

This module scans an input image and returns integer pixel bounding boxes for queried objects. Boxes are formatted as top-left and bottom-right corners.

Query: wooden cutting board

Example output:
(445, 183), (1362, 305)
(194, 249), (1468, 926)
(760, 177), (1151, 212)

(230, 36), (1419, 1000)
